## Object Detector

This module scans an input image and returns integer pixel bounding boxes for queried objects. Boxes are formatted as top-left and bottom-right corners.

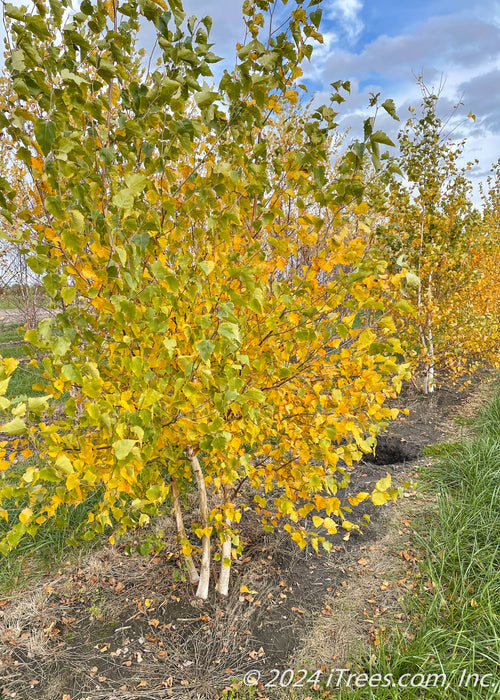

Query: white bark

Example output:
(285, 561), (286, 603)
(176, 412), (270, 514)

(171, 478), (199, 585)
(424, 269), (435, 394)
(424, 322), (435, 394)
(187, 446), (211, 600)
(216, 519), (232, 597)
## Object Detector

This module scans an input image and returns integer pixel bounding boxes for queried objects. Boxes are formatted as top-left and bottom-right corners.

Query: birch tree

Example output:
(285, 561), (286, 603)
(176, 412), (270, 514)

(0, 0), (409, 598)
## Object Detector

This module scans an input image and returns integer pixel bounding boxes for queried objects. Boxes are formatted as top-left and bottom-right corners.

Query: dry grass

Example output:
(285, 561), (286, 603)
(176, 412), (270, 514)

(0, 528), (295, 699)
(291, 505), (410, 672)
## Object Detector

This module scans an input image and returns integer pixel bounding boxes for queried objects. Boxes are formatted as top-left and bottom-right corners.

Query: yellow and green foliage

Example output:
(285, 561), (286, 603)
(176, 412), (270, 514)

(376, 87), (500, 391)
(0, 0), (411, 596)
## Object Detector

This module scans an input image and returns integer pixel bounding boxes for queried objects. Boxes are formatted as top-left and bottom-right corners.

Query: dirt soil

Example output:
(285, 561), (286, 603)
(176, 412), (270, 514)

(0, 374), (493, 700)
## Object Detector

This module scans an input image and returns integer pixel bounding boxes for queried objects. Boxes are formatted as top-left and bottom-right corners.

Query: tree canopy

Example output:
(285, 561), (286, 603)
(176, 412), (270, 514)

(0, 0), (419, 598)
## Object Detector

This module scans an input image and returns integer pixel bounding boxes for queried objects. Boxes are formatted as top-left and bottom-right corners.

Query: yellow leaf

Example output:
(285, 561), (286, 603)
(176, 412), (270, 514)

(372, 491), (390, 506)
(375, 474), (391, 491)
(66, 473), (80, 491)
(56, 454), (74, 474)
(19, 507), (33, 524)
(348, 492), (370, 506)
(182, 542), (193, 557)
(342, 520), (355, 531)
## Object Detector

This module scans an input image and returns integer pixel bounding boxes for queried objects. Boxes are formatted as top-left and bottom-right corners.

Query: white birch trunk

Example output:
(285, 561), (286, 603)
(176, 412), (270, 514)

(424, 269), (435, 394)
(216, 518), (232, 597)
(187, 446), (211, 600)
(171, 478), (199, 585)
(424, 322), (435, 394)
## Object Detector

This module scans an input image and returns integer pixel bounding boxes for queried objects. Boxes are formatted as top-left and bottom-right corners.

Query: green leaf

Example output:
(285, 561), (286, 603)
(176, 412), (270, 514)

(246, 388), (265, 403)
(163, 338), (177, 354)
(405, 271), (420, 288)
(198, 260), (215, 275)
(53, 336), (71, 356)
(0, 417), (26, 435)
(259, 51), (280, 70)
(125, 173), (148, 194)
(61, 286), (76, 304)
(195, 87), (218, 109)
(69, 210), (85, 232)
(368, 342), (389, 355)
(196, 340), (215, 361)
(60, 68), (88, 85)
(146, 484), (161, 501)
(381, 98), (399, 121)
(34, 119), (56, 156)
(45, 196), (66, 220)
(213, 434), (229, 450)
(309, 8), (322, 28)
(27, 396), (49, 411)
(132, 232), (150, 249)
(113, 439), (137, 461)
(10, 50), (26, 72)
(370, 131), (395, 147)
(61, 364), (83, 384)
(396, 300), (416, 314)
(139, 388), (161, 409)
(4, 4), (24, 21)
(55, 455), (74, 474)
(219, 322), (241, 343)
(112, 190), (134, 209)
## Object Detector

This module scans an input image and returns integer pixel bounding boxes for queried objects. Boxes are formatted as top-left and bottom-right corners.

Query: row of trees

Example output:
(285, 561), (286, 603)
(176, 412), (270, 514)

(371, 85), (500, 392)
(0, 0), (498, 598)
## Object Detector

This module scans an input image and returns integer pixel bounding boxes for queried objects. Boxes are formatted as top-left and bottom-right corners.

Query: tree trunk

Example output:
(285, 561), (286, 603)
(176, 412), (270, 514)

(423, 271), (435, 394)
(187, 446), (211, 600)
(423, 322), (435, 394)
(171, 478), (199, 585)
(216, 488), (232, 597)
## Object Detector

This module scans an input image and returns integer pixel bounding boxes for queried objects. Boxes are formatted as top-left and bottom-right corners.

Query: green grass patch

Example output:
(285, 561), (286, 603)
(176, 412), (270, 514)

(5, 365), (44, 397)
(0, 457), (105, 593)
(0, 322), (45, 397)
(0, 329), (24, 344)
(0, 342), (29, 360)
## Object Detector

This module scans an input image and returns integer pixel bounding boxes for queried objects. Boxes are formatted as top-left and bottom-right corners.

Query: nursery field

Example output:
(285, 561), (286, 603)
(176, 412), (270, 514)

(0, 0), (498, 698)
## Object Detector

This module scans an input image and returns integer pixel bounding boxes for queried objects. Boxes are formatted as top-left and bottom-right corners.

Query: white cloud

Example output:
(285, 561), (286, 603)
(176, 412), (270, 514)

(316, 10), (500, 202)
(323, 14), (500, 81)
(324, 0), (364, 43)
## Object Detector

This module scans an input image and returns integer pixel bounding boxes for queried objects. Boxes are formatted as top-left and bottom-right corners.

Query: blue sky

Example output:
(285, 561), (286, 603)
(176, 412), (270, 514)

(1, 0), (499, 198)
(177, 0), (500, 198)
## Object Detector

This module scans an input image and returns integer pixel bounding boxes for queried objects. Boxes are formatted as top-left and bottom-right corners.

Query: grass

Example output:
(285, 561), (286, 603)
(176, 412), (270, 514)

(0, 324), (24, 344)
(0, 289), (48, 310)
(0, 456), (106, 593)
(311, 380), (500, 699)
(0, 321), (44, 397)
